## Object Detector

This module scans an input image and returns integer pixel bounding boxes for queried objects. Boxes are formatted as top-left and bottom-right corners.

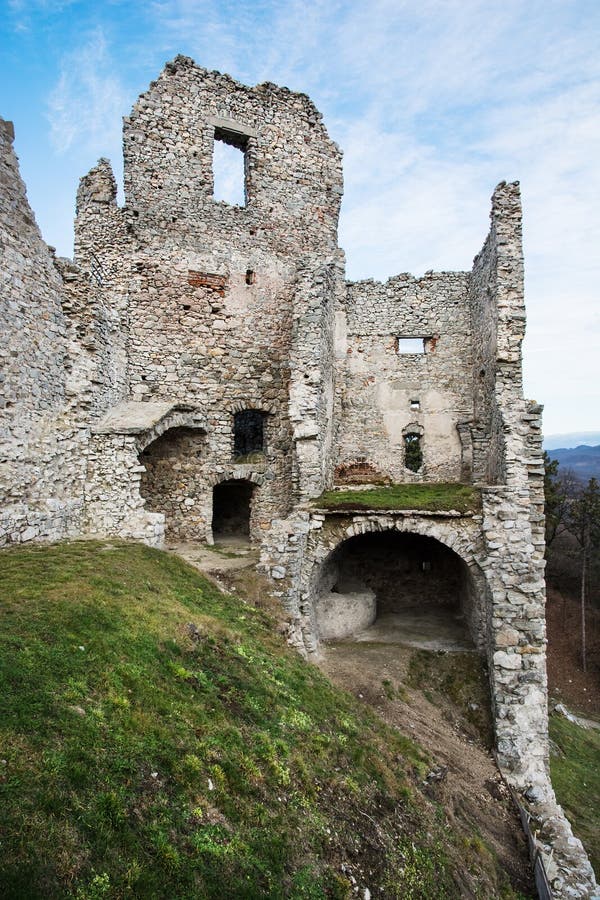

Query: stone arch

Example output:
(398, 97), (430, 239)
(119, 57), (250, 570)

(304, 516), (488, 654)
(134, 407), (206, 453)
(224, 398), (277, 416)
(207, 469), (265, 489)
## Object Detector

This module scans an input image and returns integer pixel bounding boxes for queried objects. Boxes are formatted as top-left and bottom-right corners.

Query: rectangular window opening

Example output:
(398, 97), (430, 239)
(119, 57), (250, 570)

(397, 337), (426, 354)
(213, 128), (247, 207)
(410, 399), (420, 410)
(233, 409), (266, 461)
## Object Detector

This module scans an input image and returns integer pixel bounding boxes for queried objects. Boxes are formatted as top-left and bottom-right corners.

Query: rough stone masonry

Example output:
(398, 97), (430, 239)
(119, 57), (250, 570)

(0, 57), (597, 896)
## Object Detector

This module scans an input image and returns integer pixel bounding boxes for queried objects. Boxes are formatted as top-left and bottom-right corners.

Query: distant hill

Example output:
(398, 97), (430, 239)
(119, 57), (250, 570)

(544, 432), (600, 451)
(547, 445), (600, 482)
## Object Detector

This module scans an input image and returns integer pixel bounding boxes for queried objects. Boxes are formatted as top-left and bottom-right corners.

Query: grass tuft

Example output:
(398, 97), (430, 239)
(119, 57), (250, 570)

(549, 713), (600, 876)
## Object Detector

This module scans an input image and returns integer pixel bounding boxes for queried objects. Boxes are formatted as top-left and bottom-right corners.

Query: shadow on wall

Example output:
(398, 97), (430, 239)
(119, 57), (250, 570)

(212, 479), (255, 543)
(313, 530), (479, 644)
(139, 426), (206, 540)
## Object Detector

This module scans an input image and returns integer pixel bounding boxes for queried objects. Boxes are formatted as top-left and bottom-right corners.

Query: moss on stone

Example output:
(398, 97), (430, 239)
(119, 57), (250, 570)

(313, 483), (480, 514)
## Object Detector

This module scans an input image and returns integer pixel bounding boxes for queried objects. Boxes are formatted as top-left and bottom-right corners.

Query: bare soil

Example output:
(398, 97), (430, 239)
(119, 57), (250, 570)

(546, 583), (600, 718)
(173, 541), (535, 898)
(317, 638), (533, 897)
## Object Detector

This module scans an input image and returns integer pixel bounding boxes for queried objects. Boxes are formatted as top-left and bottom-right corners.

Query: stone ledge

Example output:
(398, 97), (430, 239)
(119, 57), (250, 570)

(310, 507), (476, 518)
(92, 401), (205, 435)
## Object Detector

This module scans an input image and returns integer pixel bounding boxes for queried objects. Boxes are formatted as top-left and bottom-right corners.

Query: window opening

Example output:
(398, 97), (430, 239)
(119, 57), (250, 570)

(233, 409), (266, 461)
(397, 337), (426, 354)
(404, 432), (423, 472)
(213, 128), (247, 206)
(410, 399), (420, 411)
(245, 269), (256, 285)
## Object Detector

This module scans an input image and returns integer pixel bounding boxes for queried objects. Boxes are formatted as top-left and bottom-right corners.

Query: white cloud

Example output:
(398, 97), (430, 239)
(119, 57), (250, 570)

(27, 0), (600, 430)
(47, 28), (127, 155)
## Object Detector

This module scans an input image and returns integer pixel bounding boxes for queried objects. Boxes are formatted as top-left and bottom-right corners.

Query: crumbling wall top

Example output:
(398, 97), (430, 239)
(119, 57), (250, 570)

(76, 158), (117, 214)
(121, 56), (343, 254)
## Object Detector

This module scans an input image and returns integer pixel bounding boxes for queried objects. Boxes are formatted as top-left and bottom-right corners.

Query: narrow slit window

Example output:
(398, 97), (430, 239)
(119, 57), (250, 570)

(213, 128), (247, 206)
(397, 337), (426, 354)
(404, 432), (423, 472)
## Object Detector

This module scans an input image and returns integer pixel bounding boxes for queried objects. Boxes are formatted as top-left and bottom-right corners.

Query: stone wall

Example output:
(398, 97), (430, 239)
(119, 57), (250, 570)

(139, 427), (208, 540)
(335, 272), (474, 483)
(0, 118), (85, 545)
(72, 57), (345, 540)
(289, 253), (344, 500)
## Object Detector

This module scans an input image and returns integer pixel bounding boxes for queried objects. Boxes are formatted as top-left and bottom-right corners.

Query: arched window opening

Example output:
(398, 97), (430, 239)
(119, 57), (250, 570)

(313, 531), (478, 650)
(212, 479), (255, 544)
(404, 432), (423, 472)
(233, 409), (266, 461)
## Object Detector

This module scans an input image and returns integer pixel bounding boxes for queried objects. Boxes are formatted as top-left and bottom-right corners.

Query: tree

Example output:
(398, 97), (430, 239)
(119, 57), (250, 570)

(543, 452), (579, 551)
(567, 477), (600, 672)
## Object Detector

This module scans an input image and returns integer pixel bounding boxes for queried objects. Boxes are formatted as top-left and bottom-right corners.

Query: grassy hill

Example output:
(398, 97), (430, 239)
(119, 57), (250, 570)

(550, 713), (600, 877)
(0, 541), (529, 899)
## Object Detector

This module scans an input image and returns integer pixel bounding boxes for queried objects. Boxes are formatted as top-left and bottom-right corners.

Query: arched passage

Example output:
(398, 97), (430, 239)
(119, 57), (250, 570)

(212, 479), (256, 543)
(139, 426), (206, 540)
(313, 530), (481, 650)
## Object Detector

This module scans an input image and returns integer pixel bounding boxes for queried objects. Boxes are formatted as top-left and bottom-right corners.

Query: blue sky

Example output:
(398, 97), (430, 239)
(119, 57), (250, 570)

(2, 0), (599, 437)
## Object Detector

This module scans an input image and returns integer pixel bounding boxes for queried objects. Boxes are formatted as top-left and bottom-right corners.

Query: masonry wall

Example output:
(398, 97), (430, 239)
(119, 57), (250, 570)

(468, 184), (550, 786)
(74, 57), (344, 539)
(0, 119), (85, 544)
(71, 160), (130, 420)
(334, 272), (474, 483)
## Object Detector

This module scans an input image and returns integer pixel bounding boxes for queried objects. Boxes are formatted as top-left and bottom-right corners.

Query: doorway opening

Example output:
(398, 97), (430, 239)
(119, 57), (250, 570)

(314, 530), (478, 650)
(212, 479), (255, 543)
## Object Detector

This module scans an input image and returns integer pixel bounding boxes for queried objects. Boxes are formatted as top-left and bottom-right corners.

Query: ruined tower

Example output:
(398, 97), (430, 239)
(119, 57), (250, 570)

(1, 57), (597, 896)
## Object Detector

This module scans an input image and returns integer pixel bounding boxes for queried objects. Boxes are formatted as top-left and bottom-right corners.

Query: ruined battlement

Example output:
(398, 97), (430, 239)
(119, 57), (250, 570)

(1, 64), (597, 897)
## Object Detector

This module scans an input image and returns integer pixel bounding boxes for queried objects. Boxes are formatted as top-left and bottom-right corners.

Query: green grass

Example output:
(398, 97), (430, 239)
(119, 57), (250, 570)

(313, 483), (480, 514)
(0, 540), (484, 899)
(549, 713), (600, 876)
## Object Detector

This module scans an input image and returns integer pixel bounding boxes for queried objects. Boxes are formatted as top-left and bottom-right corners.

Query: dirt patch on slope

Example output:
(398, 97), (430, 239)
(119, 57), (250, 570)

(546, 584), (600, 718)
(318, 641), (534, 897)
(172, 543), (535, 897)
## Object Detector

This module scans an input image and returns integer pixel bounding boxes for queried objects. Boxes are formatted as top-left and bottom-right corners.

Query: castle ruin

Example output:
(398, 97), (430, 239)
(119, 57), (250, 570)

(1, 56), (597, 895)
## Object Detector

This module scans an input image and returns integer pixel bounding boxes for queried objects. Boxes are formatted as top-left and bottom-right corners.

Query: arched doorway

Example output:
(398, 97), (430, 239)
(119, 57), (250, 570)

(139, 426), (206, 540)
(212, 479), (255, 543)
(313, 530), (479, 650)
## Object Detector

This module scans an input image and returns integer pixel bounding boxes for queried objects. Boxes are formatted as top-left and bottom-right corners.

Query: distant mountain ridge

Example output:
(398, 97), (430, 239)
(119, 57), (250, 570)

(546, 444), (600, 482)
(544, 431), (600, 450)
